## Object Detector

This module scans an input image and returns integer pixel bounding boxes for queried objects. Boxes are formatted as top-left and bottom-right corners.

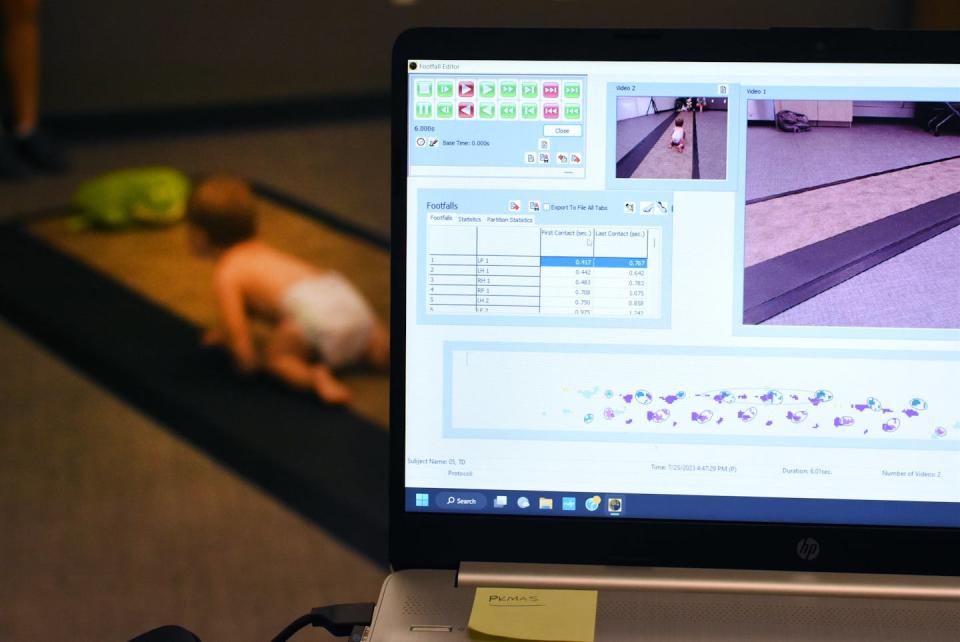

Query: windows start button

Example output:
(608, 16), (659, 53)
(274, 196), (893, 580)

(543, 124), (582, 137)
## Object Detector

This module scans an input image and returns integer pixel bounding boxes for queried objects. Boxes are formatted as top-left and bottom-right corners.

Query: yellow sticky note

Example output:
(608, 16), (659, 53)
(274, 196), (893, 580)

(468, 587), (598, 642)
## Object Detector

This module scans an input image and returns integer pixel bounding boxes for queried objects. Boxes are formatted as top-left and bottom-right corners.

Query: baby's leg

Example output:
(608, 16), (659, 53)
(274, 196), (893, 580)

(364, 320), (390, 371)
(264, 319), (351, 404)
(312, 365), (352, 405)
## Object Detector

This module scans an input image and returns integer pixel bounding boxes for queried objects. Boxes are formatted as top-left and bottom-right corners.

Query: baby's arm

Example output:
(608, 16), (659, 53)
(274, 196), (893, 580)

(212, 265), (257, 373)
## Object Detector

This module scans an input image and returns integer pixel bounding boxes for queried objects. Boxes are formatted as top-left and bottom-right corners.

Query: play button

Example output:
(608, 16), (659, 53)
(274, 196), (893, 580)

(458, 102), (475, 118)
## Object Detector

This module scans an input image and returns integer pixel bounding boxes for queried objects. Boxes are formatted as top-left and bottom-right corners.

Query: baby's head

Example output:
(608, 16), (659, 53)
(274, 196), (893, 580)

(675, 117), (684, 127)
(186, 175), (258, 255)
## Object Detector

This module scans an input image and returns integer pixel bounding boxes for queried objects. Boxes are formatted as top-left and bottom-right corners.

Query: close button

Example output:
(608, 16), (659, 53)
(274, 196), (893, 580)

(543, 124), (582, 137)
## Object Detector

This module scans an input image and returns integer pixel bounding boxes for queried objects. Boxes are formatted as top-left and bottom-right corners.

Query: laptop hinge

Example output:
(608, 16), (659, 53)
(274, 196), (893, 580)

(457, 562), (960, 601)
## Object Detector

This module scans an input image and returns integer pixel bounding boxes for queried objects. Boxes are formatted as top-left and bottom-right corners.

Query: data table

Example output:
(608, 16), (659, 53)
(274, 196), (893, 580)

(426, 224), (662, 319)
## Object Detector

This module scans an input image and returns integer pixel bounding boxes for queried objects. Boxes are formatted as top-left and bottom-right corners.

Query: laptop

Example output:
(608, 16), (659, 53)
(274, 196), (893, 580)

(371, 28), (960, 640)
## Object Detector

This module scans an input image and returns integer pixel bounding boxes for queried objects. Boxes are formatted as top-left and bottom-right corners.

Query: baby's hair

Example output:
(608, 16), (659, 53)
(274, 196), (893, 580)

(187, 175), (257, 248)
(675, 117), (684, 126)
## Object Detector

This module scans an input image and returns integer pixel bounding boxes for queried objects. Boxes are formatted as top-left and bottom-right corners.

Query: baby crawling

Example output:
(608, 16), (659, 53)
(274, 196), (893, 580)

(668, 117), (686, 152)
(187, 175), (388, 403)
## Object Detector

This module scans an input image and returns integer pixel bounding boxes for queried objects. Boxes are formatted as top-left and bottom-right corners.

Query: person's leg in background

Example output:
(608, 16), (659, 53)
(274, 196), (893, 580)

(0, 0), (67, 178)
(4, 0), (40, 135)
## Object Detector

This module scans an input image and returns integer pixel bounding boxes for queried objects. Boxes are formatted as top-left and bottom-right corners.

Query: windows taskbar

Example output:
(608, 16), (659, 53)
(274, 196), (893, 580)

(404, 487), (960, 527)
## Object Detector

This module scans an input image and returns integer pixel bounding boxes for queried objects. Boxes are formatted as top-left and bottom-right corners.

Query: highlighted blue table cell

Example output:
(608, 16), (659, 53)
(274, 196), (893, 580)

(540, 256), (647, 268)
(597, 257), (648, 268)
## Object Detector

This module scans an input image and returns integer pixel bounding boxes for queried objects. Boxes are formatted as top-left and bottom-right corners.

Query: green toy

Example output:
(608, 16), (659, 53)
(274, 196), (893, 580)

(70, 167), (191, 230)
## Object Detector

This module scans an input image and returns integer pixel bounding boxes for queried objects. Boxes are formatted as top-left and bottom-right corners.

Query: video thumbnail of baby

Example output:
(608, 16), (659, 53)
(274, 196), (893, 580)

(615, 96), (727, 180)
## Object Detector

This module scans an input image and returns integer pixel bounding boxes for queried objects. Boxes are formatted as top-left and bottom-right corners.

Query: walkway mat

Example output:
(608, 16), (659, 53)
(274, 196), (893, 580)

(745, 157), (960, 267)
(633, 111), (697, 179)
(27, 192), (390, 426)
(616, 111), (675, 178)
(691, 111), (700, 179)
(743, 191), (960, 325)
(630, 111), (696, 179)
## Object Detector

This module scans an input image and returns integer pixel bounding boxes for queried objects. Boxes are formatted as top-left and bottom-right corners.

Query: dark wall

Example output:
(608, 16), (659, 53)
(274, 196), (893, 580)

(35, 0), (912, 115)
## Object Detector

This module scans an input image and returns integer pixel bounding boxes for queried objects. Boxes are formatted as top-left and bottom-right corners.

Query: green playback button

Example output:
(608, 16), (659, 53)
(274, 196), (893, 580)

(414, 102), (432, 118)
(563, 82), (581, 99)
(437, 80), (454, 97)
(437, 102), (454, 119)
(564, 103), (581, 120)
(415, 80), (433, 97)
(478, 80), (497, 98)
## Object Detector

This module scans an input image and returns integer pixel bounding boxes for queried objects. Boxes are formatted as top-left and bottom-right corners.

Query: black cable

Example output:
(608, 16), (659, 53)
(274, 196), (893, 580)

(270, 613), (314, 642)
(270, 603), (375, 641)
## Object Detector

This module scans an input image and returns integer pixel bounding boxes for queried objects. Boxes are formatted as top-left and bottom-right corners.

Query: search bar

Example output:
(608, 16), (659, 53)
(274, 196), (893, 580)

(435, 492), (488, 510)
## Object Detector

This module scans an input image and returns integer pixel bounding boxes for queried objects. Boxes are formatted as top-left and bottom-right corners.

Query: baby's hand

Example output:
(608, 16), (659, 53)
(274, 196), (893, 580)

(202, 326), (226, 347)
(234, 349), (259, 375)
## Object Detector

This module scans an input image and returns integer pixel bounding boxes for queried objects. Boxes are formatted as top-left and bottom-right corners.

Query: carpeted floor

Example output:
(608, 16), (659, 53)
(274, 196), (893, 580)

(695, 110), (728, 180)
(0, 318), (385, 642)
(745, 121), (960, 201)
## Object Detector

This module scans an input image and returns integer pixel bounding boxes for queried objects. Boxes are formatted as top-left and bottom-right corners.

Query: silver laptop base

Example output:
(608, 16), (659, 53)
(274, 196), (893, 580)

(368, 565), (960, 641)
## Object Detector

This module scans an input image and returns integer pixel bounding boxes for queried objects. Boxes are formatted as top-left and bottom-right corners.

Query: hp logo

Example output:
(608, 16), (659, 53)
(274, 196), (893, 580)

(796, 537), (821, 561)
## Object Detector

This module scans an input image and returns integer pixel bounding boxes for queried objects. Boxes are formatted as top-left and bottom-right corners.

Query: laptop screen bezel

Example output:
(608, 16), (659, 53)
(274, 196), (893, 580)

(390, 27), (960, 575)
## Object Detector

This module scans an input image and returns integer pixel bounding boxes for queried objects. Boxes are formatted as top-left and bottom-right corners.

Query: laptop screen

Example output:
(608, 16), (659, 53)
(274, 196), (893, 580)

(402, 59), (959, 528)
